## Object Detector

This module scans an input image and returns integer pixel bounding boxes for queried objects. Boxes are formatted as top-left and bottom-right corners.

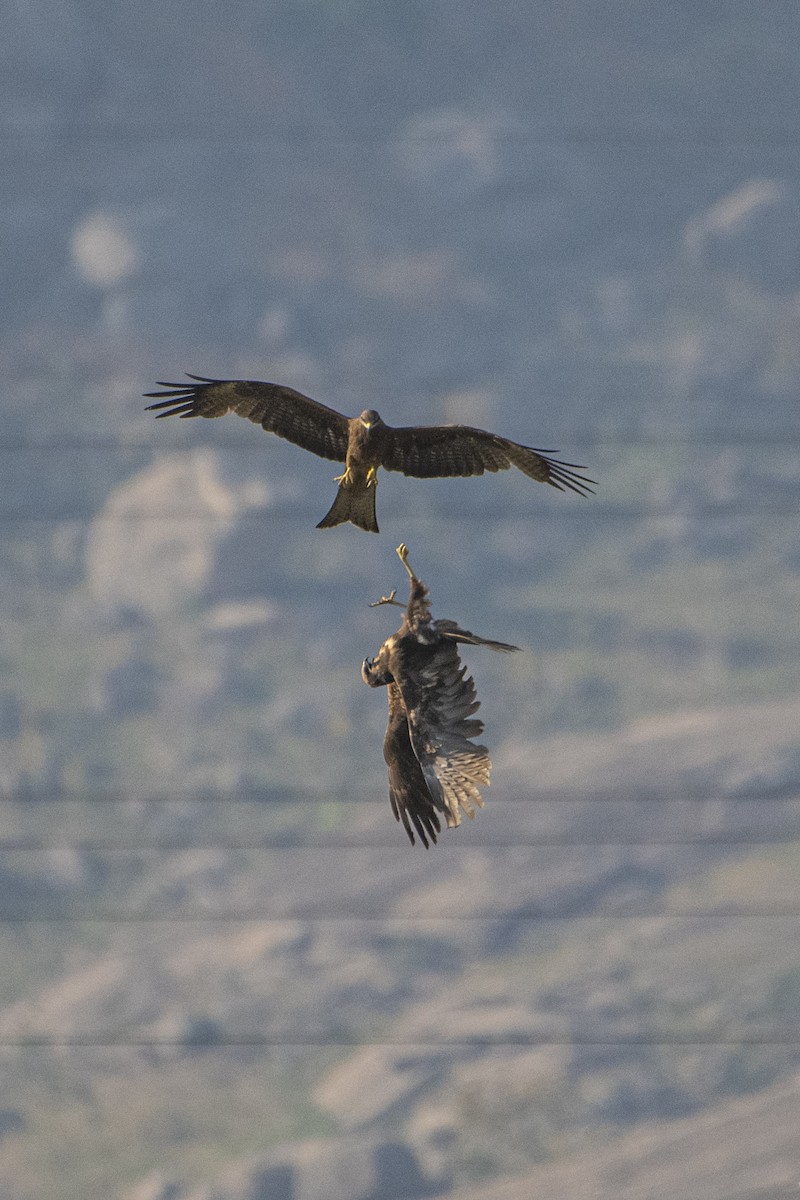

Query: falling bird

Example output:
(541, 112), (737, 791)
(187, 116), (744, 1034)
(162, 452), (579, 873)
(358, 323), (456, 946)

(362, 544), (519, 847)
(145, 375), (595, 532)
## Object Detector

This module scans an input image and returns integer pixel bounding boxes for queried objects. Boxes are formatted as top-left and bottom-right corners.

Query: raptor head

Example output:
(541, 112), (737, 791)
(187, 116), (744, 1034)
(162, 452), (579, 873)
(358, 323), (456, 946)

(362, 653), (392, 688)
(359, 409), (382, 429)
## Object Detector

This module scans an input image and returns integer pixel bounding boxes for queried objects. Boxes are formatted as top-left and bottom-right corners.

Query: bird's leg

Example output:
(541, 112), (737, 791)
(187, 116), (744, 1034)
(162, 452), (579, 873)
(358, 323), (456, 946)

(365, 465), (379, 488)
(333, 465), (353, 486)
(368, 588), (404, 609)
(396, 543), (417, 581)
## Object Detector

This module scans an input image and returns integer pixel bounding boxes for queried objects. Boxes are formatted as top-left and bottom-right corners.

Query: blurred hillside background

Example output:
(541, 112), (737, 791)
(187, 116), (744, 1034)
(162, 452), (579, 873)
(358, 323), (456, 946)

(2, 2), (800, 1198)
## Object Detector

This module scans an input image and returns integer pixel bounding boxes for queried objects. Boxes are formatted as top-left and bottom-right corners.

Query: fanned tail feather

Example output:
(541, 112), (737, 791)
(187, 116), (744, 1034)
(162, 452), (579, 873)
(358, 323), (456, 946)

(423, 747), (490, 829)
(317, 482), (379, 533)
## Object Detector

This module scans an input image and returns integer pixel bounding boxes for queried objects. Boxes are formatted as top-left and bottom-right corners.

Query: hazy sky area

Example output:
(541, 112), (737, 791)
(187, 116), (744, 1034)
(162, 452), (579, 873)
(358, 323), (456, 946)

(2, 4), (800, 1198)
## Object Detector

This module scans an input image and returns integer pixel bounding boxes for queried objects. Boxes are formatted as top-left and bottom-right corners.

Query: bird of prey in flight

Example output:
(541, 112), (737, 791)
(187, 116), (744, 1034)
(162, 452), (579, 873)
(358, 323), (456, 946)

(362, 544), (519, 847)
(145, 374), (595, 532)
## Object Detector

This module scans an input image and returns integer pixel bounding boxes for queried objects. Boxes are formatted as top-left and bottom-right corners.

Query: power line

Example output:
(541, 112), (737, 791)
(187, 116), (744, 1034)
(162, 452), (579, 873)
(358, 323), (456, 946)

(2, 783), (798, 803)
(6, 122), (800, 146)
(1, 835), (798, 850)
(3, 913), (800, 924)
(2, 433), (799, 451)
(3, 1035), (800, 1048)
(0, 502), (796, 521)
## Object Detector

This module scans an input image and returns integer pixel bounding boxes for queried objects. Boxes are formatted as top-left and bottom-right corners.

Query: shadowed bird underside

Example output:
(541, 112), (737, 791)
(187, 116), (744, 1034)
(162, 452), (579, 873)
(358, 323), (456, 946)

(362, 544), (519, 846)
(145, 375), (596, 532)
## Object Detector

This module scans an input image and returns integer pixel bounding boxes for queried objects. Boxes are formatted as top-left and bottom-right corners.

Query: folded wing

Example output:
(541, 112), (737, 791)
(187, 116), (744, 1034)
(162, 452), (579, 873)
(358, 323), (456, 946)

(383, 684), (443, 848)
(394, 638), (491, 829)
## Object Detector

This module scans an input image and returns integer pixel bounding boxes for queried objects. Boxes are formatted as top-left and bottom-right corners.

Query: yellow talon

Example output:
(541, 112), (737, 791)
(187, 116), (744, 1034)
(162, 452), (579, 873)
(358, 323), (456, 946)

(334, 467), (353, 486)
(366, 466), (379, 488)
(396, 543), (413, 578)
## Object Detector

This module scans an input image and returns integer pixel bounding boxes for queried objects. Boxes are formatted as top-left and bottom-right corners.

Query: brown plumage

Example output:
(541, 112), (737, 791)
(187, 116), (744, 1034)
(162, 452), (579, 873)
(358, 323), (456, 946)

(362, 544), (519, 847)
(145, 374), (595, 532)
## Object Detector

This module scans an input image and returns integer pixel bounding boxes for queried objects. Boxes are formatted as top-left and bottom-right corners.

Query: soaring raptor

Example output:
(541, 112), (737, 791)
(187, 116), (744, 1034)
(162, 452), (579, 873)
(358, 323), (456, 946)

(362, 544), (519, 847)
(145, 374), (595, 532)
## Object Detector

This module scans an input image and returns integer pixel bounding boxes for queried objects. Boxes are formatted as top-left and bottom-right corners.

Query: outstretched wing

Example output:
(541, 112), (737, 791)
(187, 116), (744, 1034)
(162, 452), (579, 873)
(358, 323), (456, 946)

(383, 684), (443, 848)
(145, 375), (350, 463)
(380, 424), (595, 496)
(394, 638), (490, 829)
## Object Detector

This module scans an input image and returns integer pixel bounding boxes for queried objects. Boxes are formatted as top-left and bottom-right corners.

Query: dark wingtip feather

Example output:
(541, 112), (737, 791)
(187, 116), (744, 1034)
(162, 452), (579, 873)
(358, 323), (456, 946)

(513, 443), (596, 496)
(146, 401), (197, 418)
(144, 374), (220, 413)
(413, 816), (437, 849)
(144, 395), (190, 408)
(543, 456), (597, 497)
